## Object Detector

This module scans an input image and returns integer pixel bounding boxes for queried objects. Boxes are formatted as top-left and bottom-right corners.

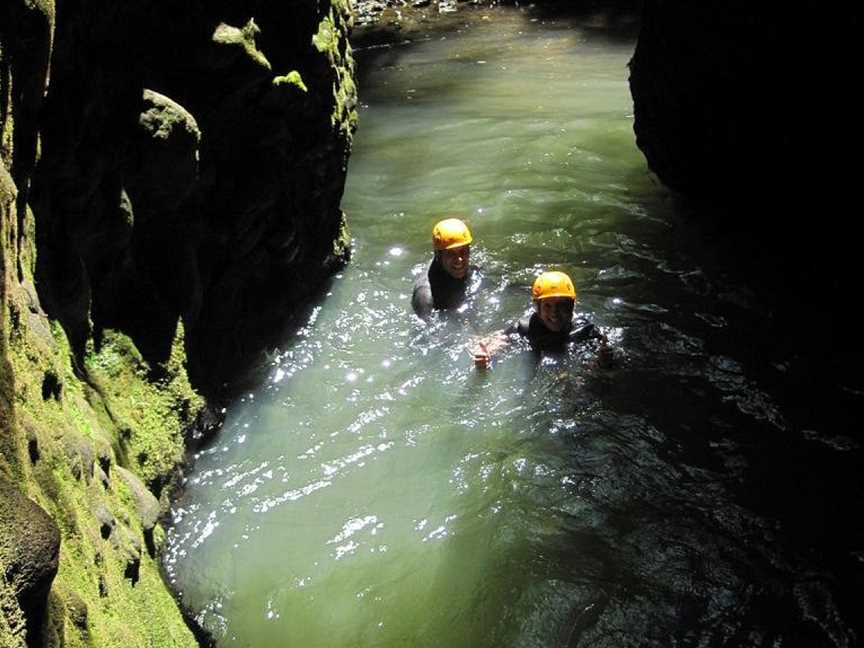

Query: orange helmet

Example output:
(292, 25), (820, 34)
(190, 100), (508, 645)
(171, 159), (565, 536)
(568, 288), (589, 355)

(432, 218), (473, 250)
(532, 271), (576, 301)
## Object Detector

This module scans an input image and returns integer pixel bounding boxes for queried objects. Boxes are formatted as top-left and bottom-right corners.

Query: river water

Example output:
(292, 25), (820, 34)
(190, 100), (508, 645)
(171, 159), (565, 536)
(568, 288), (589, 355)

(165, 8), (861, 647)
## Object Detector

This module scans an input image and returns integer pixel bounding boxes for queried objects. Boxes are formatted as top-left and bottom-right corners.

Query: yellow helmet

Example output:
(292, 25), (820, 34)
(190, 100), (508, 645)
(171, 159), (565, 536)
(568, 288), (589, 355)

(432, 218), (473, 250)
(532, 271), (576, 301)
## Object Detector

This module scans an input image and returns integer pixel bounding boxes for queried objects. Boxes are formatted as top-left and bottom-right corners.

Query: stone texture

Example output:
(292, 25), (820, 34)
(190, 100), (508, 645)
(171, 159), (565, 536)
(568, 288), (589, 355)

(3, 1), (357, 643)
(30, 0), (357, 394)
(115, 466), (160, 534)
(0, 477), (61, 637)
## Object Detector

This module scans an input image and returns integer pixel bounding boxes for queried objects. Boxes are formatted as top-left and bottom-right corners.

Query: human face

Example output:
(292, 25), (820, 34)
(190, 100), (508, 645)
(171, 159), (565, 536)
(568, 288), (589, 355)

(439, 245), (470, 279)
(536, 297), (574, 332)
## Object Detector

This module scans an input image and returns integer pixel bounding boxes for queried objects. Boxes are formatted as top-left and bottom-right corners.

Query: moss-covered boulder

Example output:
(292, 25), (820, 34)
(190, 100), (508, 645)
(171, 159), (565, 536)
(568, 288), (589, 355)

(0, 477), (61, 639)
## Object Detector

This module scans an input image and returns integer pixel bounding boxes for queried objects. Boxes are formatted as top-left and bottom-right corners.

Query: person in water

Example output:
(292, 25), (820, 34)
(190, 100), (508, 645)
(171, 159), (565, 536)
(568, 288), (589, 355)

(412, 218), (477, 318)
(471, 270), (611, 369)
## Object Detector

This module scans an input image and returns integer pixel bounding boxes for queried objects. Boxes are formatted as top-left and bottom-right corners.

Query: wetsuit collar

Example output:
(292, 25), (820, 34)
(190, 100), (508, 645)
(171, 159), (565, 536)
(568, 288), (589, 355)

(429, 257), (470, 287)
(529, 312), (572, 340)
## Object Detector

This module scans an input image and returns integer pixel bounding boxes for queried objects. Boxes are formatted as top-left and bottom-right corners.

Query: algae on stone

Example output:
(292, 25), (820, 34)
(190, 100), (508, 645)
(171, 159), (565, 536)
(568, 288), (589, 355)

(313, 4), (359, 137)
(3, 132), (198, 646)
(2, 1), (360, 644)
(273, 70), (308, 92)
(212, 18), (272, 71)
(2, 275), (200, 647)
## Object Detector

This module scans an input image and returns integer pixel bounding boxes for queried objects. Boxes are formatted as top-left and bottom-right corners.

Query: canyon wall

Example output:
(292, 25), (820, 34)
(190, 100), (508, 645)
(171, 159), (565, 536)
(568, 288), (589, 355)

(1, 0), (357, 644)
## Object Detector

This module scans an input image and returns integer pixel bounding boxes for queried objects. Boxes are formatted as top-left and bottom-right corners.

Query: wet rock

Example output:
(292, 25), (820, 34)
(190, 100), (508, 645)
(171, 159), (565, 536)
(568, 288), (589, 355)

(94, 89), (201, 366)
(22, 0), (357, 397)
(0, 477), (61, 638)
(21, 279), (54, 347)
(629, 2), (859, 210)
(189, 404), (226, 446)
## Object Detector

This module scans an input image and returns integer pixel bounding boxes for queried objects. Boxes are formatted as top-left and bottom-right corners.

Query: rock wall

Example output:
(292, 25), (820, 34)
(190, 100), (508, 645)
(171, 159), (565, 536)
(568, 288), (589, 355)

(2, 0), (356, 645)
(32, 0), (356, 394)
(629, 2), (860, 212)
(627, 1), (863, 379)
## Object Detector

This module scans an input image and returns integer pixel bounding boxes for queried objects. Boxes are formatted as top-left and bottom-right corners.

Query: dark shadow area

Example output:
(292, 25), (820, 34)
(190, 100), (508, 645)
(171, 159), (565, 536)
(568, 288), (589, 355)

(578, 190), (864, 643)
(507, 0), (642, 40)
(201, 272), (342, 406)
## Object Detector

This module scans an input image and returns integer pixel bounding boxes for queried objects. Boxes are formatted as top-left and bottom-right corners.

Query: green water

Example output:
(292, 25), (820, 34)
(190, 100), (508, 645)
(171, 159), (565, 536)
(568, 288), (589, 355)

(165, 8), (857, 648)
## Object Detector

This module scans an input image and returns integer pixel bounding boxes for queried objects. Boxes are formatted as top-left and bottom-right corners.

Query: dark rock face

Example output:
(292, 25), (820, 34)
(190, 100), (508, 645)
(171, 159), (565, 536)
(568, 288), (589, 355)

(3, 0), (355, 642)
(0, 477), (61, 639)
(629, 2), (860, 211)
(627, 2), (863, 387)
(31, 0), (356, 395)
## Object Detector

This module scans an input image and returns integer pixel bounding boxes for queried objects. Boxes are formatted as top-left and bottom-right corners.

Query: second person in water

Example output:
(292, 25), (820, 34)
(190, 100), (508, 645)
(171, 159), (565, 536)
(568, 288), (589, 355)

(412, 218), (477, 318)
(472, 270), (612, 369)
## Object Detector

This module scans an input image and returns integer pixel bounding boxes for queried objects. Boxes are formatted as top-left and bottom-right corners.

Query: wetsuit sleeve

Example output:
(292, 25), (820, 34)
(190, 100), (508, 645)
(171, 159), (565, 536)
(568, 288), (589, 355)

(412, 282), (434, 318)
(568, 317), (604, 343)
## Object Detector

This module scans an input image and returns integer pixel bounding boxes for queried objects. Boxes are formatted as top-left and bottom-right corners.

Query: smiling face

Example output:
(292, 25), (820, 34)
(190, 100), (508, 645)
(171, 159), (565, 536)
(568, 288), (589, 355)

(438, 245), (470, 279)
(536, 296), (574, 332)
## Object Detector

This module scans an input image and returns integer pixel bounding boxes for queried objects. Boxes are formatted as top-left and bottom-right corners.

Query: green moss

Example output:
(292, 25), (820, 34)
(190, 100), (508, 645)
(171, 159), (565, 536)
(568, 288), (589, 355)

(3, 286), (199, 646)
(1, 169), (23, 482)
(42, 461), (195, 648)
(273, 70), (308, 92)
(312, 14), (336, 54)
(212, 18), (272, 71)
(0, 558), (26, 648)
(83, 324), (202, 489)
(3, 4), (200, 643)
(312, 5), (358, 139)
(332, 209), (351, 264)
(1, 57), (13, 166)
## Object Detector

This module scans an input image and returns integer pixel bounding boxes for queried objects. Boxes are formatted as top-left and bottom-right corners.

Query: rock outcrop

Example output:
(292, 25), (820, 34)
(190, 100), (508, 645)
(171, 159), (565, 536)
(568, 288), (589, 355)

(0, 478), (60, 642)
(629, 2), (860, 213)
(30, 1), (356, 395)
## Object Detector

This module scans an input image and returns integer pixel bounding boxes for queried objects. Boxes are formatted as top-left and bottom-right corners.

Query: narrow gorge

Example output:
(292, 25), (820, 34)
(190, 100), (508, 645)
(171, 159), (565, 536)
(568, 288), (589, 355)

(2, 1), (861, 646)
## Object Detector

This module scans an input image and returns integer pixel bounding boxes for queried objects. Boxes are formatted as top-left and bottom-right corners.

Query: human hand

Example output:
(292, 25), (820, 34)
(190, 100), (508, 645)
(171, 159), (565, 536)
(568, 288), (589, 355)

(596, 337), (614, 369)
(473, 342), (491, 371)
(468, 333), (508, 371)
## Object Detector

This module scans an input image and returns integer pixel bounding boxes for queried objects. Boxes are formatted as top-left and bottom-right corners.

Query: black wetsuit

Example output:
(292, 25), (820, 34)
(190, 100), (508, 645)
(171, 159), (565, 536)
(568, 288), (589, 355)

(411, 259), (477, 317)
(506, 312), (602, 351)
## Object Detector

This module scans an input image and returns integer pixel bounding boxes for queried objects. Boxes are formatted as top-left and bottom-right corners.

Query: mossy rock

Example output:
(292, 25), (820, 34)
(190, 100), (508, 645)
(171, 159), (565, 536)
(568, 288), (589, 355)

(114, 467), (160, 534)
(0, 476), (60, 630)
